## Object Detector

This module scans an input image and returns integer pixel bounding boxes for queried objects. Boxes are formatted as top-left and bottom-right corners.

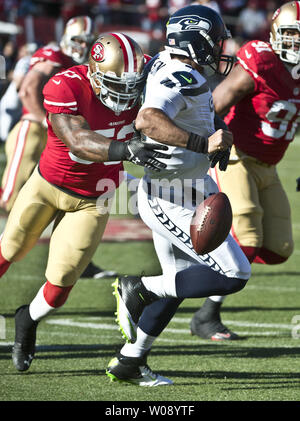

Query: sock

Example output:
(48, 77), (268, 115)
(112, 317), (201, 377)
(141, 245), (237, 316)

(209, 295), (225, 303)
(141, 273), (177, 297)
(0, 244), (11, 277)
(253, 247), (288, 264)
(240, 246), (260, 263)
(120, 327), (157, 358)
(29, 281), (73, 321)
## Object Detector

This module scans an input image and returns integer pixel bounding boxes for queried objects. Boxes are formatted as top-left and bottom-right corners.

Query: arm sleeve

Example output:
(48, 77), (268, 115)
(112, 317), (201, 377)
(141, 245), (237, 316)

(43, 76), (78, 115)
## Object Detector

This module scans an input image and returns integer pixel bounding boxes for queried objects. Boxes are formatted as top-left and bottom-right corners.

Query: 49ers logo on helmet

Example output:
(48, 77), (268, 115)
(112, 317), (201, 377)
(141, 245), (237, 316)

(91, 42), (105, 62)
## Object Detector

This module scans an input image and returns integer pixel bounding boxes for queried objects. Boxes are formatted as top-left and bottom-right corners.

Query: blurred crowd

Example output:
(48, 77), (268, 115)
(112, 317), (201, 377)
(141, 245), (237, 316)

(0, 0), (284, 99)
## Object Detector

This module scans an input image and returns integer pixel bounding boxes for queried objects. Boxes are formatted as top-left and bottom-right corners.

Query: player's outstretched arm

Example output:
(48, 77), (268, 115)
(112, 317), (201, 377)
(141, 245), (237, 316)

(49, 113), (169, 171)
(212, 64), (255, 117)
(135, 107), (232, 155)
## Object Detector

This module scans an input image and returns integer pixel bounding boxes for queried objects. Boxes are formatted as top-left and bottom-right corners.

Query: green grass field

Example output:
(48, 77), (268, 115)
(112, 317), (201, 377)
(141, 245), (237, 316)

(0, 138), (299, 404)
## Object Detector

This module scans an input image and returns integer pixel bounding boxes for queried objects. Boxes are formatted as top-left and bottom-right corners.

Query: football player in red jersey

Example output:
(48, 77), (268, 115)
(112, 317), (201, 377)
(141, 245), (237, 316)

(0, 33), (168, 372)
(0, 16), (114, 278)
(190, 1), (300, 340)
(0, 16), (94, 212)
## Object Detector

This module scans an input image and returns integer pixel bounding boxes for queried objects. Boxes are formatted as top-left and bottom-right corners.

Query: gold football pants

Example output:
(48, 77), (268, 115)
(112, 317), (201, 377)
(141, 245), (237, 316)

(1, 168), (110, 286)
(210, 146), (293, 259)
(1, 119), (47, 212)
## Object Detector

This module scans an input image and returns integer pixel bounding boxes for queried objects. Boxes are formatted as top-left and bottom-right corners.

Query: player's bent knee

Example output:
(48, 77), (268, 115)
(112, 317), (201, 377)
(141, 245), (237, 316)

(225, 277), (248, 295)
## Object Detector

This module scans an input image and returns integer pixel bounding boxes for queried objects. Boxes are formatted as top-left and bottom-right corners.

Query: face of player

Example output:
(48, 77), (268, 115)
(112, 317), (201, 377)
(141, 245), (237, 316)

(70, 36), (88, 63)
(282, 28), (300, 51)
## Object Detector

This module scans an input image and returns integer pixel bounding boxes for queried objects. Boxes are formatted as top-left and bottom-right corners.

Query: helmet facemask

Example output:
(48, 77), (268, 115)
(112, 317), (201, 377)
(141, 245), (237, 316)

(271, 24), (300, 65)
(60, 16), (94, 64)
(89, 69), (145, 113)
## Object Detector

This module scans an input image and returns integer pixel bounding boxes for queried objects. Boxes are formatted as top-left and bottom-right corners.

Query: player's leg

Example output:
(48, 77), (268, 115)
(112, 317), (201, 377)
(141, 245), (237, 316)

(192, 157), (263, 340)
(13, 195), (110, 371)
(1, 120), (47, 212)
(111, 177), (250, 349)
(0, 167), (58, 274)
(254, 169), (293, 264)
(107, 232), (182, 385)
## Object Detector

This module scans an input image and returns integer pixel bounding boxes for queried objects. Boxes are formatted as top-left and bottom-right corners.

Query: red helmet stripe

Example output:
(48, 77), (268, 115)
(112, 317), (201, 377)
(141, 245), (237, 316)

(110, 32), (137, 73)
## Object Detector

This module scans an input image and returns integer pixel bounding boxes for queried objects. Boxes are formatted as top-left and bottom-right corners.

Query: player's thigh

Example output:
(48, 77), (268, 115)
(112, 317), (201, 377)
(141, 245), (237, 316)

(46, 201), (110, 286)
(1, 169), (57, 262)
(260, 175), (293, 257)
(211, 161), (263, 248)
(138, 178), (198, 262)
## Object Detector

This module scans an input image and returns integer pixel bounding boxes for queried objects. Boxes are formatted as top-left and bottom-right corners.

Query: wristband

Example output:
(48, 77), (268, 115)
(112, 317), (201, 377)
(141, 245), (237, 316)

(108, 140), (126, 161)
(186, 133), (208, 154)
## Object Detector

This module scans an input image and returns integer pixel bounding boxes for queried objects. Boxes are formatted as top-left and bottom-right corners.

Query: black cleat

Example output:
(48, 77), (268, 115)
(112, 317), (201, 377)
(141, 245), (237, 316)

(112, 276), (158, 343)
(80, 261), (117, 279)
(190, 298), (239, 341)
(106, 353), (173, 386)
(12, 305), (38, 371)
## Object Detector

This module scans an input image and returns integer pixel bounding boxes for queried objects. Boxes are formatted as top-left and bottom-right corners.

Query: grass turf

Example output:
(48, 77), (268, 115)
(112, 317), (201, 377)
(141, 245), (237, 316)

(0, 140), (299, 404)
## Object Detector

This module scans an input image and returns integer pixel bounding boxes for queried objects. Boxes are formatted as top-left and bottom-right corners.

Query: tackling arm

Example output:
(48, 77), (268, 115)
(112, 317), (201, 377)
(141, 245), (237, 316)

(212, 63), (255, 117)
(49, 113), (169, 171)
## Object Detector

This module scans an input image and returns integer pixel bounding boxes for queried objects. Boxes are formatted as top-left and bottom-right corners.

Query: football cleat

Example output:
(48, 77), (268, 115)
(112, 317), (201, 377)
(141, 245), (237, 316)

(190, 298), (240, 341)
(12, 305), (38, 371)
(106, 353), (173, 386)
(112, 276), (158, 343)
(80, 261), (117, 279)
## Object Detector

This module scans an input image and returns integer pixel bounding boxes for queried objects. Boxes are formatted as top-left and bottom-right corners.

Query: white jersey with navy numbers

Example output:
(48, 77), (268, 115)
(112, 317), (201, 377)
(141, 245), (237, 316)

(141, 50), (215, 182)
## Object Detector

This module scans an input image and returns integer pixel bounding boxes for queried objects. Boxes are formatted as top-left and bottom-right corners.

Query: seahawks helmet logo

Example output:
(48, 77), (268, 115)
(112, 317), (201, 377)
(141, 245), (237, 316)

(167, 15), (211, 35)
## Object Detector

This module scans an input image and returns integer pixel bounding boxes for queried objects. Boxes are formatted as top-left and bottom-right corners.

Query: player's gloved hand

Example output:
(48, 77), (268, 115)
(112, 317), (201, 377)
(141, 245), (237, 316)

(108, 127), (170, 172)
(209, 147), (231, 171)
(297, 177), (300, 192)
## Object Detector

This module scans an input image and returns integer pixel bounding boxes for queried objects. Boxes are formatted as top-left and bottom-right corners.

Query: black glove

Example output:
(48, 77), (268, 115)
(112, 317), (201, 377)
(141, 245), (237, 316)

(108, 129), (169, 172)
(297, 177), (300, 192)
(209, 147), (231, 171)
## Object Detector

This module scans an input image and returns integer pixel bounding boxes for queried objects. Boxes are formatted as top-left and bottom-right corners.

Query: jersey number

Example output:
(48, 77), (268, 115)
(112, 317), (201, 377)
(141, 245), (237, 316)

(68, 124), (134, 165)
(261, 100), (300, 141)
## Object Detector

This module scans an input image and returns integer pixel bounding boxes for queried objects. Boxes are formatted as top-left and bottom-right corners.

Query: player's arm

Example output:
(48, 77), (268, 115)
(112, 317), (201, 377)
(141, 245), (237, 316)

(135, 107), (232, 154)
(49, 113), (169, 171)
(212, 64), (255, 117)
(19, 60), (61, 124)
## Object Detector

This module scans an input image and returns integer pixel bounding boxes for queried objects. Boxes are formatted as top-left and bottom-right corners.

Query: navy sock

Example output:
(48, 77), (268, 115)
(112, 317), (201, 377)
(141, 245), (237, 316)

(175, 264), (248, 298)
(138, 297), (183, 337)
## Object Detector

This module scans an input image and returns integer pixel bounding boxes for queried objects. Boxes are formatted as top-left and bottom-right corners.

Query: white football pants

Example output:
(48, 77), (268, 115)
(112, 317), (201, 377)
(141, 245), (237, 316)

(137, 175), (251, 282)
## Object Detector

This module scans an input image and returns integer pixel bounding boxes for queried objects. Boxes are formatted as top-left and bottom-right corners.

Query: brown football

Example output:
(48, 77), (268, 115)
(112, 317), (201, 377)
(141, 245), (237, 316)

(190, 192), (232, 255)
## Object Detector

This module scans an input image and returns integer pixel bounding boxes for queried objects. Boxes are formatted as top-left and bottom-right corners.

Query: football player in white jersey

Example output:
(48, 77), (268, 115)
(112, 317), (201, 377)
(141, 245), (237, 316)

(106, 4), (251, 386)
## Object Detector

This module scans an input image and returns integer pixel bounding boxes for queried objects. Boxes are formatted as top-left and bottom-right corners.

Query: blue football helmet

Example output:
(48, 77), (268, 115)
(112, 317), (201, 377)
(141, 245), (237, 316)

(166, 5), (234, 75)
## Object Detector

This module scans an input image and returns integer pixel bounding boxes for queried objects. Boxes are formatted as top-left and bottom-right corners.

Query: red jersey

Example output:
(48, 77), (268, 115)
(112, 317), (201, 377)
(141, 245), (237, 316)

(225, 41), (300, 165)
(41, 65), (139, 197)
(22, 45), (74, 116)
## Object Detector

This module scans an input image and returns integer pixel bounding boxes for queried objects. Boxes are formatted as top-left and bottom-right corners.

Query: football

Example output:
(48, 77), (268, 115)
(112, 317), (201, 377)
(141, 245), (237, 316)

(190, 192), (232, 255)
